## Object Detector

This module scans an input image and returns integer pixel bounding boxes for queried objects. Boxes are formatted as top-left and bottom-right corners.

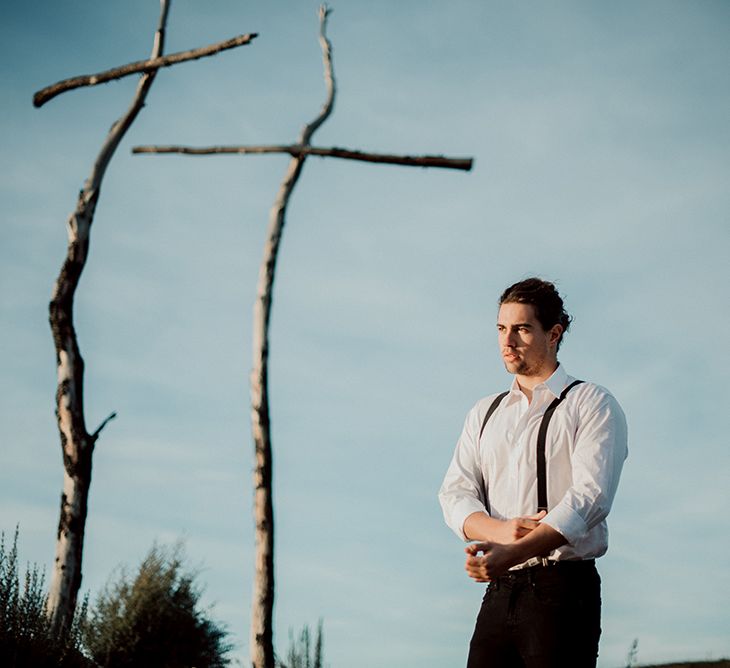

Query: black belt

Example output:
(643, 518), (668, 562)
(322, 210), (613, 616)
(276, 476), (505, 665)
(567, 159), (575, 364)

(501, 559), (596, 580)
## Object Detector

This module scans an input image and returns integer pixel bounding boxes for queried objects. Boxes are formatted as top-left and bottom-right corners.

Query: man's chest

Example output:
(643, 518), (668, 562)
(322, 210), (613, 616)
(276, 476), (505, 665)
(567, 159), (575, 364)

(478, 399), (581, 514)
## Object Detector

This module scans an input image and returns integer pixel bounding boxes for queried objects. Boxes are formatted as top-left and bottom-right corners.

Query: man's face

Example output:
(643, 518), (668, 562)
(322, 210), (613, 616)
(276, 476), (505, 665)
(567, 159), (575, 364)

(497, 302), (561, 377)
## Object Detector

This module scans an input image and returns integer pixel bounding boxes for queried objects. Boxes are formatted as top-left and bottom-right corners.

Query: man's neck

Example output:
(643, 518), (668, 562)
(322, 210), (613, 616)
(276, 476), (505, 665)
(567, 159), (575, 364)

(515, 361), (559, 404)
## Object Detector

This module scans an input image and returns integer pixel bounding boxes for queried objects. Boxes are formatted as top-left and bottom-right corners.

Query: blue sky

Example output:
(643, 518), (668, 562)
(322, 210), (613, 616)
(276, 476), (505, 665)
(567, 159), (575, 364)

(1, 1), (729, 666)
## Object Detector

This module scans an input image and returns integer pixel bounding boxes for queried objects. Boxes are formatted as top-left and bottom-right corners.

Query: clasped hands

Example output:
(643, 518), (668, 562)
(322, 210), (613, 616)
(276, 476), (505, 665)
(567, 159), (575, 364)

(464, 510), (546, 583)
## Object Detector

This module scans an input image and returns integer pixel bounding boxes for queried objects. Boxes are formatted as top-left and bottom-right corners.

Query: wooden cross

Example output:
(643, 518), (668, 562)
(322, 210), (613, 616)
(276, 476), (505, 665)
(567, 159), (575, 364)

(32, 0), (257, 635)
(132, 6), (473, 668)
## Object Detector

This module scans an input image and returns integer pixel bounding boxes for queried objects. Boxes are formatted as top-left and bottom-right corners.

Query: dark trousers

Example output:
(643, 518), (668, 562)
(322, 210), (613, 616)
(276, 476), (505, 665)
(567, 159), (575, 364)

(466, 560), (601, 668)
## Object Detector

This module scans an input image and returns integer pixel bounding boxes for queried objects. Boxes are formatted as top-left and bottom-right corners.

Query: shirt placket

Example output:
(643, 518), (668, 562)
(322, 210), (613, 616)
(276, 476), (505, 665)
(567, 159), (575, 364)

(511, 388), (551, 517)
(507, 394), (530, 518)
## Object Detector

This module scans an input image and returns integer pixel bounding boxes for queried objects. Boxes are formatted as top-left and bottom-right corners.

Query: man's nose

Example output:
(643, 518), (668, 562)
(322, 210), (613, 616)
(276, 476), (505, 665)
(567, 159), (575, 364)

(500, 331), (516, 347)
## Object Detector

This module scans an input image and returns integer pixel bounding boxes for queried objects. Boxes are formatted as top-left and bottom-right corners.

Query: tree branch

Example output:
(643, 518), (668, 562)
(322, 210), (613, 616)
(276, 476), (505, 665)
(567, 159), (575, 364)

(90, 412), (118, 441)
(299, 5), (335, 145)
(132, 143), (473, 171)
(33, 31), (258, 108)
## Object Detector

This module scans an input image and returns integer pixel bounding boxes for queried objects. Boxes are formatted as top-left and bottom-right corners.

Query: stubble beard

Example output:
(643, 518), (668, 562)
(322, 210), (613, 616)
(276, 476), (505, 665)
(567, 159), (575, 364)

(505, 360), (531, 376)
(503, 353), (547, 378)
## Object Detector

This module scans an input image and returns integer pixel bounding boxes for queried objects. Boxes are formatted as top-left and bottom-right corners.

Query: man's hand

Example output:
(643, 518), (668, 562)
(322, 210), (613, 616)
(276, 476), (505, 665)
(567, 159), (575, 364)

(464, 520), (569, 583)
(464, 510), (546, 543)
(464, 542), (515, 582)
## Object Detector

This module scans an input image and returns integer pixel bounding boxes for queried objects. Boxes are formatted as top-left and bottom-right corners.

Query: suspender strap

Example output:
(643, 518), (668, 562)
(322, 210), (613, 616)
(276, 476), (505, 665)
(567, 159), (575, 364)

(478, 391), (509, 511)
(536, 379), (584, 513)
(479, 391), (509, 439)
(478, 380), (584, 515)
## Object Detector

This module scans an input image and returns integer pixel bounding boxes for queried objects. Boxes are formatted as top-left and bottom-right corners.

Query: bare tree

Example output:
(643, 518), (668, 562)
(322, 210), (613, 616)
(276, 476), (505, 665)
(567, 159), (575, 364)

(132, 6), (473, 667)
(35, 0), (258, 635)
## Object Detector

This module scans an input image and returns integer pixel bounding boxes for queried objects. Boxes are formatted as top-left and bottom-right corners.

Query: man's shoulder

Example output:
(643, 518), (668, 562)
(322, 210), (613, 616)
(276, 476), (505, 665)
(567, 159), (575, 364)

(568, 378), (626, 415)
(460, 390), (511, 430)
(464, 390), (511, 429)
(472, 389), (511, 414)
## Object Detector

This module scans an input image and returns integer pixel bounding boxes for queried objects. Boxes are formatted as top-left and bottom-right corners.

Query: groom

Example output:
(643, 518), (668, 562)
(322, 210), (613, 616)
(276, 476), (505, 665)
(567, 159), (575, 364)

(439, 277), (628, 667)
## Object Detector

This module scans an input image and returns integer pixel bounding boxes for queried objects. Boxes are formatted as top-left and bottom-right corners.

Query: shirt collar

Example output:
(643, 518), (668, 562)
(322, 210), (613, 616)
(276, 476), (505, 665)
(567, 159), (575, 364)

(507, 363), (569, 402)
(543, 363), (569, 399)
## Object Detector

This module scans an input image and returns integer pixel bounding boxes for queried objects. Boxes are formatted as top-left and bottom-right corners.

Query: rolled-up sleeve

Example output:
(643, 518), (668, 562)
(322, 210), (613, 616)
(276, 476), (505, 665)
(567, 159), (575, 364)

(543, 389), (628, 546)
(438, 404), (489, 541)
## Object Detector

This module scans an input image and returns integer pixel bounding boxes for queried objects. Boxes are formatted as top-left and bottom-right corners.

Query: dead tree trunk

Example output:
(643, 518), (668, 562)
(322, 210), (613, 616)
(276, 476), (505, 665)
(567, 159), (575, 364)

(45, 0), (171, 634)
(36, 3), (259, 636)
(250, 9), (334, 667)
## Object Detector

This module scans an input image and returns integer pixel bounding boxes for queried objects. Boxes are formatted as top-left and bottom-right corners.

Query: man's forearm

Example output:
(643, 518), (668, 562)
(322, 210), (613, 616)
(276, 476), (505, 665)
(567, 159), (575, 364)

(463, 512), (508, 542)
(508, 523), (567, 565)
(463, 510), (546, 544)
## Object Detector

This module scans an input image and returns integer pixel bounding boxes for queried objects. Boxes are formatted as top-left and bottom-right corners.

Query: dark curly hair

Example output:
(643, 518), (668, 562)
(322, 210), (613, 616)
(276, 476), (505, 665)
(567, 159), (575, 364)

(499, 278), (572, 350)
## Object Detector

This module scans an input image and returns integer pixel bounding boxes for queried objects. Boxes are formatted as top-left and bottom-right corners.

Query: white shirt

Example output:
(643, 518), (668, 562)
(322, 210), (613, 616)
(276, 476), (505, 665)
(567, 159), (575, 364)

(439, 364), (627, 563)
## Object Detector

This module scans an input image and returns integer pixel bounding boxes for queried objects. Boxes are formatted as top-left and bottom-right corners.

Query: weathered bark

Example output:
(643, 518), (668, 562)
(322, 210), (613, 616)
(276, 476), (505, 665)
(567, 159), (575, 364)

(250, 7), (334, 668)
(34, 31), (257, 108)
(45, 0), (170, 635)
(133, 143), (473, 171)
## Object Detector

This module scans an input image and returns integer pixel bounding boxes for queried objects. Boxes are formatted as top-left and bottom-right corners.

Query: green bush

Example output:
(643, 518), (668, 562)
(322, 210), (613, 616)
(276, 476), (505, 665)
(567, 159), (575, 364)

(0, 527), (91, 668)
(83, 542), (231, 668)
(2, 530), (323, 668)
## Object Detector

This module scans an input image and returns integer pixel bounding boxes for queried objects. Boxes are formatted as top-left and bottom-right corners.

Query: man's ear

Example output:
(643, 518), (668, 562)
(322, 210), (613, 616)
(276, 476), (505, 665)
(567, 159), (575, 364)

(549, 324), (563, 348)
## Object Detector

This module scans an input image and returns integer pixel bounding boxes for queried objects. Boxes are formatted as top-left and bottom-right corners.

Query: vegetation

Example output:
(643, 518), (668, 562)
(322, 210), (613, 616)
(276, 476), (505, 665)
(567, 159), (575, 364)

(639, 663), (730, 668)
(2, 531), (232, 668)
(278, 621), (324, 668)
(0, 527), (91, 667)
(83, 542), (232, 668)
(8, 528), (728, 668)
(625, 639), (730, 668)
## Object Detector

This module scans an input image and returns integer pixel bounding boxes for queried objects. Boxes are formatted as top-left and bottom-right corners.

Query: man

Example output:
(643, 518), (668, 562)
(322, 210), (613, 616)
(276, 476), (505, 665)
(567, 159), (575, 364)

(439, 277), (627, 667)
